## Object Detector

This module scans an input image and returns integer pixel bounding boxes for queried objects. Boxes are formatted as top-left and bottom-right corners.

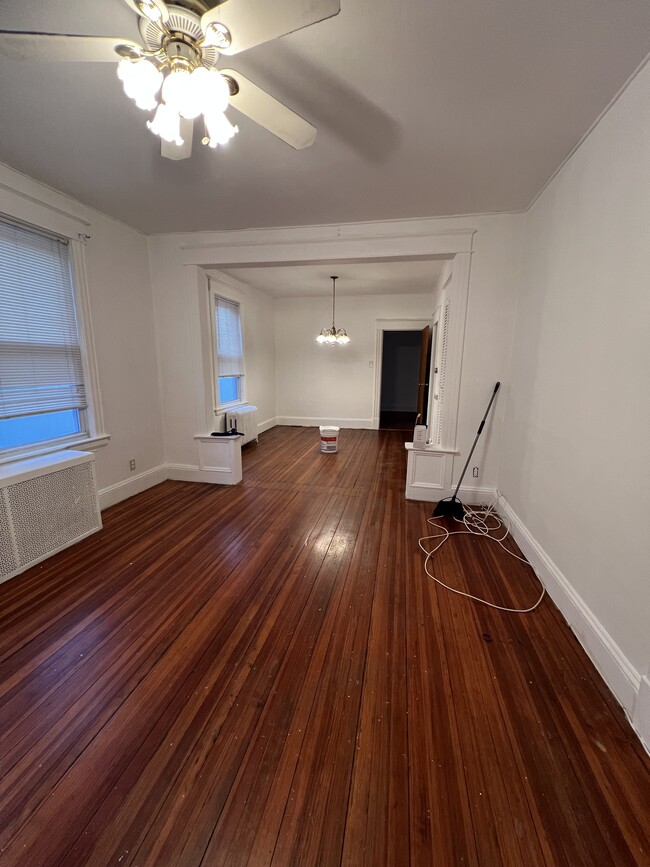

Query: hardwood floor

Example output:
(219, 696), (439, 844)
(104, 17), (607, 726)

(0, 426), (648, 866)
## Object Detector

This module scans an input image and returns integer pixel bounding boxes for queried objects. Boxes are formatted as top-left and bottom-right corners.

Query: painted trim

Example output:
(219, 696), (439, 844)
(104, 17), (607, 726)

(633, 675), (650, 752)
(167, 463), (238, 484)
(276, 416), (373, 429)
(0, 175), (91, 239)
(372, 318), (432, 427)
(258, 417), (277, 434)
(69, 239), (106, 441)
(498, 494), (648, 751)
(98, 464), (167, 510)
(176, 223), (476, 267)
(406, 480), (496, 504)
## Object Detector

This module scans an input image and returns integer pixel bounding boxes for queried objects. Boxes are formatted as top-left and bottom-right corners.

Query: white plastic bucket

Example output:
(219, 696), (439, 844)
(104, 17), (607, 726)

(319, 425), (340, 453)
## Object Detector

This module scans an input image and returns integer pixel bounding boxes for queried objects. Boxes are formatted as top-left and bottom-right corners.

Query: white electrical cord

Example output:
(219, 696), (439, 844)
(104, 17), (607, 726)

(418, 498), (546, 613)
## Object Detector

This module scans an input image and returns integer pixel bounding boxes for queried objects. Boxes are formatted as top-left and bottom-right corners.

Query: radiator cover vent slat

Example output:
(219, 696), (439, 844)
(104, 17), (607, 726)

(0, 451), (101, 584)
(0, 495), (18, 576)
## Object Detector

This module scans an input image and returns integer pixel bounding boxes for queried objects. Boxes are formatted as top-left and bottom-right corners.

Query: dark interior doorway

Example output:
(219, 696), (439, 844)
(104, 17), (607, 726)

(379, 329), (431, 430)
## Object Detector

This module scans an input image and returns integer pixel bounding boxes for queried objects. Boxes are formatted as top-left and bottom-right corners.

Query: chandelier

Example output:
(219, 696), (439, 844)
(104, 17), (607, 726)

(316, 276), (350, 345)
(116, 0), (238, 149)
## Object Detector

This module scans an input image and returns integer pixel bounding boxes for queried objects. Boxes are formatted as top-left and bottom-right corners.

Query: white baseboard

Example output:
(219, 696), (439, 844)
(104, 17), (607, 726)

(498, 494), (647, 751)
(632, 676), (650, 752)
(98, 464), (167, 510)
(167, 463), (237, 484)
(276, 416), (373, 429)
(258, 417), (277, 435)
(408, 483), (496, 504)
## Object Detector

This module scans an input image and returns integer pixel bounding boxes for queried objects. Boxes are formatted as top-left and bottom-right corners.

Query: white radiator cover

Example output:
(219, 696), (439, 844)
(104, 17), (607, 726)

(0, 450), (102, 584)
(225, 405), (258, 446)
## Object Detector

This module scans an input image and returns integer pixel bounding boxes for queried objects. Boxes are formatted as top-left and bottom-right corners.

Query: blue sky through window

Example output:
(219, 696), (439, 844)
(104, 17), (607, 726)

(0, 410), (81, 450)
(218, 376), (239, 405)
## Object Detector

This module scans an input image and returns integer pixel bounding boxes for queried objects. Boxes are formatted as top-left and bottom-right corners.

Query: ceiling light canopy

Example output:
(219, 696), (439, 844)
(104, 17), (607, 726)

(317, 276), (350, 345)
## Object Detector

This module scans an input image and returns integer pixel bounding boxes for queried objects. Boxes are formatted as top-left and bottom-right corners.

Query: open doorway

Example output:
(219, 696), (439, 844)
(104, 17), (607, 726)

(379, 327), (432, 430)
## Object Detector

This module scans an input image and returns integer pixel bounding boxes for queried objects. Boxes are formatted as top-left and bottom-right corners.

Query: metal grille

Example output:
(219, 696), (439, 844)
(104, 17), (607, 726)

(6, 461), (101, 568)
(434, 299), (450, 447)
(0, 492), (18, 577)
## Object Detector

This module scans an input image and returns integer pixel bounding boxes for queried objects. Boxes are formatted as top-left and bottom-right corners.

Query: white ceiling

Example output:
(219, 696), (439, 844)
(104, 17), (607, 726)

(0, 0), (648, 234)
(215, 258), (446, 298)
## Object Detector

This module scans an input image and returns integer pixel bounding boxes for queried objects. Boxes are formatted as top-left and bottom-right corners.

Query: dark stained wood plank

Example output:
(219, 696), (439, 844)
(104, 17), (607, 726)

(0, 426), (647, 867)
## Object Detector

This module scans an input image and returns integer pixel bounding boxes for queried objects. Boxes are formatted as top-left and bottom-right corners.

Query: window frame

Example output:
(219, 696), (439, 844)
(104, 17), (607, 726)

(0, 212), (106, 464)
(208, 282), (246, 415)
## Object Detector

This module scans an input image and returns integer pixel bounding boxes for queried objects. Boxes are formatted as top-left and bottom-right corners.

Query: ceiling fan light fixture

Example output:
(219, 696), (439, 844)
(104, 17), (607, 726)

(117, 56), (163, 111)
(203, 111), (239, 147)
(147, 102), (183, 144)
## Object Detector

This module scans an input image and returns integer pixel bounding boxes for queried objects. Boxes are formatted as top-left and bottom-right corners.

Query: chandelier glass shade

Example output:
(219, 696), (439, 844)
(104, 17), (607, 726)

(316, 276), (350, 345)
(117, 56), (238, 148)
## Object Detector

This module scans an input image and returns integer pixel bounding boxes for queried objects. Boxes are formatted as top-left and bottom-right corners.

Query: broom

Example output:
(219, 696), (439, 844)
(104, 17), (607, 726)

(432, 381), (501, 519)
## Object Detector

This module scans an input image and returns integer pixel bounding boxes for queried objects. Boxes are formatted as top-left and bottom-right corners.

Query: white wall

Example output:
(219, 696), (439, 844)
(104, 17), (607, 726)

(148, 215), (520, 495)
(435, 216), (523, 493)
(147, 236), (276, 472)
(274, 292), (432, 426)
(499, 62), (650, 738)
(0, 163), (165, 505)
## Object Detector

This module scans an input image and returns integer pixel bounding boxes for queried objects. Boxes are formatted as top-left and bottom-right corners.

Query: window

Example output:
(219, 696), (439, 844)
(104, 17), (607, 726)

(0, 217), (88, 455)
(212, 293), (245, 409)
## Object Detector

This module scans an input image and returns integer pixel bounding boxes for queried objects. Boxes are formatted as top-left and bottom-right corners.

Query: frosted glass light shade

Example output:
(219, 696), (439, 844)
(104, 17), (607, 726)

(118, 57), (163, 111)
(147, 103), (183, 144)
(204, 111), (239, 147)
(162, 69), (192, 113)
(190, 67), (230, 116)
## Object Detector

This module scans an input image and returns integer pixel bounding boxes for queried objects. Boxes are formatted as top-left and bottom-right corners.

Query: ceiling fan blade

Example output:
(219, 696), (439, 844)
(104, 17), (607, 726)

(160, 118), (194, 160)
(201, 0), (340, 55)
(222, 70), (316, 149)
(0, 31), (142, 62)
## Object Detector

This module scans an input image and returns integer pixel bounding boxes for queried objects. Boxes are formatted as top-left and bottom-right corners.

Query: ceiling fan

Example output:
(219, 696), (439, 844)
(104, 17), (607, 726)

(0, 0), (340, 160)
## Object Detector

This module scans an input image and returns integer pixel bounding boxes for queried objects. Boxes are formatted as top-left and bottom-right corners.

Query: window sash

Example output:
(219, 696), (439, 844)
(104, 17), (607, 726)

(214, 296), (244, 378)
(0, 218), (87, 421)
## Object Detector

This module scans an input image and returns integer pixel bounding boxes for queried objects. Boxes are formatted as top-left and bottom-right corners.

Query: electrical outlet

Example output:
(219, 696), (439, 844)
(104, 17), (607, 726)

(129, 459), (136, 472)
(472, 466), (479, 478)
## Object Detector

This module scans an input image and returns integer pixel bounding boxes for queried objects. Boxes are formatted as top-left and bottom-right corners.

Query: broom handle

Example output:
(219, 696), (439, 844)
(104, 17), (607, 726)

(451, 382), (501, 501)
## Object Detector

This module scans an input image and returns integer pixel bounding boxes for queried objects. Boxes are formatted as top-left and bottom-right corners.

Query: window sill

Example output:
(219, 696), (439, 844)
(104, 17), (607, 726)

(404, 443), (460, 454)
(0, 434), (111, 466)
(215, 402), (249, 414)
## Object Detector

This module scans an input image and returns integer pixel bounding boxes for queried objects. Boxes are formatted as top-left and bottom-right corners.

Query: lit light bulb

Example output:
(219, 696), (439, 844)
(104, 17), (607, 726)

(203, 111), (239, 147)
(316, 333), (327, 344)
(147, 103), (183, 145)
(118, 57), (163, 111)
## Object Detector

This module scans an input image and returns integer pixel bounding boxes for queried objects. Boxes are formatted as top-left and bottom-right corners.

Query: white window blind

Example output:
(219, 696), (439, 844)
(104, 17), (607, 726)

(0, 218), (86, 420)
(214, 296), (243, 377)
